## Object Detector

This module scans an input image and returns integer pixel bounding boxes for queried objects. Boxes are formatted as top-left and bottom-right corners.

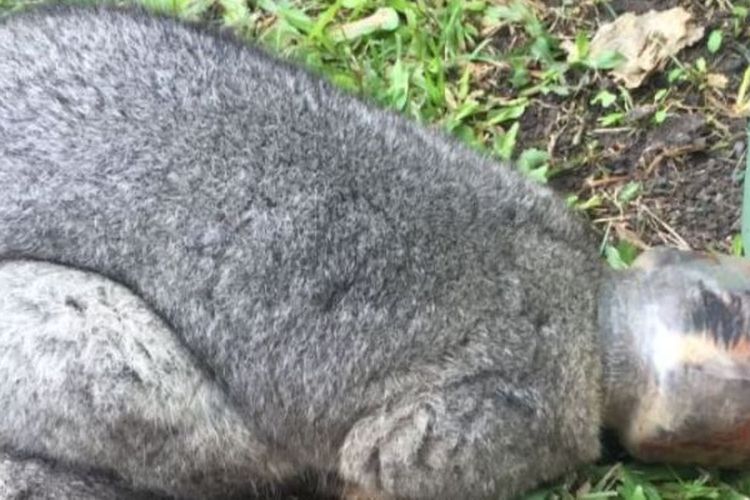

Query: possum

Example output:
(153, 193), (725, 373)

(0, 4), (606, 499)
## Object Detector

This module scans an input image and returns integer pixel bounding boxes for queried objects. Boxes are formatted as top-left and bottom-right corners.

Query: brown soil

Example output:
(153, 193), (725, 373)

(501, 0), (749, 253)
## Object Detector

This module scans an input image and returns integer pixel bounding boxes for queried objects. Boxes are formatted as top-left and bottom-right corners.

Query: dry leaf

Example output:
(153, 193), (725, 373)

(706, 72), (728, 89)
(588, 7), (705, 88)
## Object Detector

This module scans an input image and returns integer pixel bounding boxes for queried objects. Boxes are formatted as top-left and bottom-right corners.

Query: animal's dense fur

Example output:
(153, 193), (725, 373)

(0, 5), (605, 499)
(0, 450), (162, 500)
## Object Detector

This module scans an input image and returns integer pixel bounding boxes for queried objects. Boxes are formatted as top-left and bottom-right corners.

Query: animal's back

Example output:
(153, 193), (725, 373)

(0, 5), (604, 492)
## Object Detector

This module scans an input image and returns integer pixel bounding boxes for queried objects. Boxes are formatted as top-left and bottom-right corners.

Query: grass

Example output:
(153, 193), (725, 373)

(3, 0), (750, 498)
(527, 462), (750, 500)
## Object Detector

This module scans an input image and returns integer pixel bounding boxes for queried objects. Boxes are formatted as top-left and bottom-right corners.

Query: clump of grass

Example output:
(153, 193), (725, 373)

(526, 461), (750, 500)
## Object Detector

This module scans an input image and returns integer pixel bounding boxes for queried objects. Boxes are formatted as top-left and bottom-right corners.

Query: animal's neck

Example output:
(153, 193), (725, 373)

(597, 268), (650, 431)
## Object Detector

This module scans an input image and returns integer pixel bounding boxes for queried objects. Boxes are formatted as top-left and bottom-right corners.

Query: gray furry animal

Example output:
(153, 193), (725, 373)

(0, 4), (606, 499)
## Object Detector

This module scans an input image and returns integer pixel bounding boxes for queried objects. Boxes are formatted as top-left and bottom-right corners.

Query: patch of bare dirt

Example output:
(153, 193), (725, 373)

(507, 0), (749, 253)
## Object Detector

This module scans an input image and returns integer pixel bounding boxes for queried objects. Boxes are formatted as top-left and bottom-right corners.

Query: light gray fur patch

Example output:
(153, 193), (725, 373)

(0, 260), (292, 499)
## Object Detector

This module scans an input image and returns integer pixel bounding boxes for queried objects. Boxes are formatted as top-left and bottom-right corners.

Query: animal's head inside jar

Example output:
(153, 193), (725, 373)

(601, 247), (750, 467)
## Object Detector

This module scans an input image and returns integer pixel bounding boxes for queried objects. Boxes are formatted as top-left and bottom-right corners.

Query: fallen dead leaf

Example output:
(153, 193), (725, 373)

(586, 7), (705, 88)
(706, 72), (729, 90)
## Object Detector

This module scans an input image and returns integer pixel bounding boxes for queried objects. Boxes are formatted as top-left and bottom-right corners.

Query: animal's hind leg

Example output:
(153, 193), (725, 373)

(338, 377), (601, 500)
(0, 450), (164, 500)
(0, 260), (295, 499)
